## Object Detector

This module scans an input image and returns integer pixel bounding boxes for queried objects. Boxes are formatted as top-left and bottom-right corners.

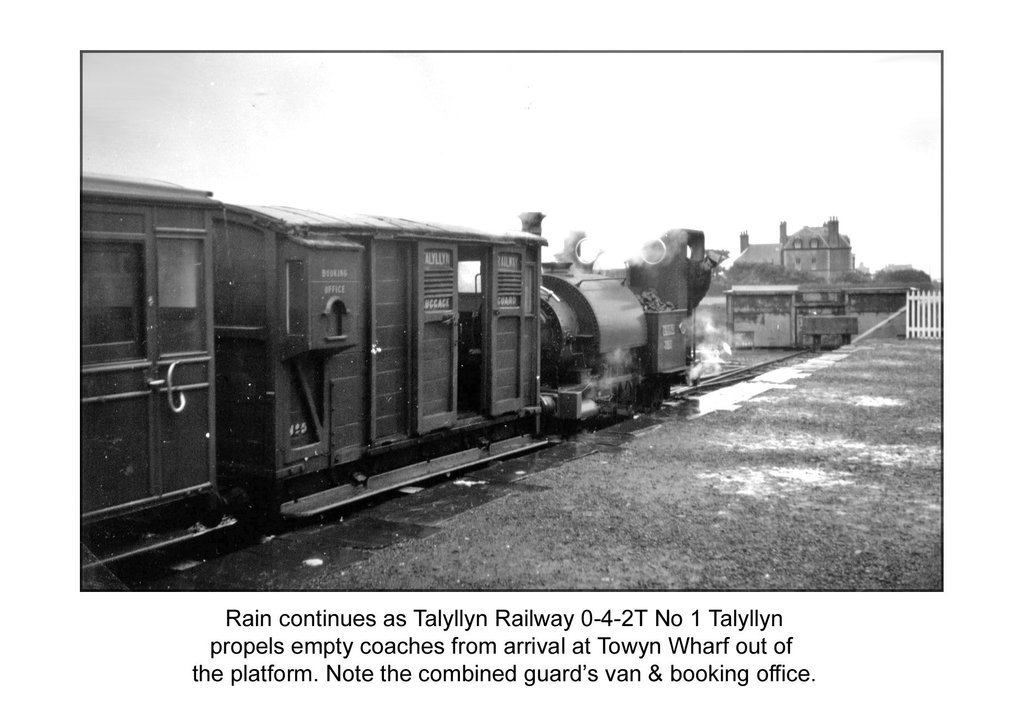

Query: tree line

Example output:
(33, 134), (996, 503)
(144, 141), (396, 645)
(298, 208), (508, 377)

(708, 263), (938, 294)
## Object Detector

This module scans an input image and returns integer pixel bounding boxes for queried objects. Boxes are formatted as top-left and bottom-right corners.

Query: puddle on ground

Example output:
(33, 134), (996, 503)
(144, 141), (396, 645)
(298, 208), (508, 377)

(682, 352), (860, 418)
(842, 445), (941, 468)
(855, 358), (912, 368)
(748, 393), (792, 404)
(853, 396), (905, 407)
(709, 433), (942, 469)
(753, 368), (809, 383)
(687, 382), (786, 417)
(169, 559), (203, 572)
(697, 466), (852, 497)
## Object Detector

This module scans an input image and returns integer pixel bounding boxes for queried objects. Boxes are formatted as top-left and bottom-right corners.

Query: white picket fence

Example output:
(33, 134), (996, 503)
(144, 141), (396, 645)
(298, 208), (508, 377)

(906, 290), (943, 339)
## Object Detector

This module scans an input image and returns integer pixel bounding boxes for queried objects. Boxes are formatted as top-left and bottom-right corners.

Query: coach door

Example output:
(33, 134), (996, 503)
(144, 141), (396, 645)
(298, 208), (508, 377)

(487, 247), (527, 415)
(415, 242), (458, 433)
(151, 231), (214, 496)
(81, 205), (215, 520)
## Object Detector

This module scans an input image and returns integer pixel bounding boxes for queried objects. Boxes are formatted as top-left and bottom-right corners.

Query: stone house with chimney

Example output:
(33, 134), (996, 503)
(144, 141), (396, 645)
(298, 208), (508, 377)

(734, 217), (854, 282)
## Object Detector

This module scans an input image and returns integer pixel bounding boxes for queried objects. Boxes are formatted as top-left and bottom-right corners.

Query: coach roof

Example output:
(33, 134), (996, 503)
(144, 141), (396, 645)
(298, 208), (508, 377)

(236, 205), (546, 247)
(82, 173), (221, 205)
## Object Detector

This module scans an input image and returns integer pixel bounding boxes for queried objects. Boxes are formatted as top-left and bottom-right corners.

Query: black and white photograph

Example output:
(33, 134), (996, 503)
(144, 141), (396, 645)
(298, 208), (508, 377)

(80, 50), (943, 592)
(3, 2), (1017, 707)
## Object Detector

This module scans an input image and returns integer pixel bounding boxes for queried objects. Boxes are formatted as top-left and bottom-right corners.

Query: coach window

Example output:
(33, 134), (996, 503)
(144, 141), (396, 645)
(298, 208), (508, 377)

(82, 241), (145, 363)
(157, 238), (205, 354)
(329, 298), (348, 337)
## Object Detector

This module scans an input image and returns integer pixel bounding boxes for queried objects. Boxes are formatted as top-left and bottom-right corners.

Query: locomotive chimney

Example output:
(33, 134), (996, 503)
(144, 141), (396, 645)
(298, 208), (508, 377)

(740, 230), (749, 253)
(557, 231), (596, 272)
(519, 212), (545, 236)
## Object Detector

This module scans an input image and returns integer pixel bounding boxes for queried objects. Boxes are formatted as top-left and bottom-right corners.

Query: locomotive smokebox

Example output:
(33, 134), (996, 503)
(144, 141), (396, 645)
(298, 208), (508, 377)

(519, 212), (546, 236)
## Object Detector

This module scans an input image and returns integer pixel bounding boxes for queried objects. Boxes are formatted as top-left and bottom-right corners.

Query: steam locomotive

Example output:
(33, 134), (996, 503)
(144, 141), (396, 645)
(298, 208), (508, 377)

(81, 174), (719, 563)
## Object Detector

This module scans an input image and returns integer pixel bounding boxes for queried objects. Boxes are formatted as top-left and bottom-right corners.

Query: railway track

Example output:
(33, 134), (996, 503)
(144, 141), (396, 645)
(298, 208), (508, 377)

(91, 349), (817, 590)
(670, 350), (813, 398)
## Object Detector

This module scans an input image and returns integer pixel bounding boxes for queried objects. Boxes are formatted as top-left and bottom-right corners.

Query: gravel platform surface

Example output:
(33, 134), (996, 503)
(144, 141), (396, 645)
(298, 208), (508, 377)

(302, 339), (942, 591)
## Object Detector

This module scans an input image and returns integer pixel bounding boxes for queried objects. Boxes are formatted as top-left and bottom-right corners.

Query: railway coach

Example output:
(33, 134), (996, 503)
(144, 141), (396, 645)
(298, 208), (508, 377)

(81, 175), (226, 561)
(211, 205), (546, 519)
(82, 174), (719, 565)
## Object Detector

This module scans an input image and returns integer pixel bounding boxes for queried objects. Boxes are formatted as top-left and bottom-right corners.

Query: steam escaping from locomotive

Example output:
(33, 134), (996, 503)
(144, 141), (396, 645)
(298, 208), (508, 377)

(632, 232), (692, 267)
(690, 344), (726, 381)
(640, 238), (668, 265)
(689, 313), (735, 381)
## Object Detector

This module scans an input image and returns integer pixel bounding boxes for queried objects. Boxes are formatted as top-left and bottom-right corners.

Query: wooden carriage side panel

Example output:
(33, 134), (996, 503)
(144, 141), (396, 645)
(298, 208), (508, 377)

(489, 247), (526, 415)
(214, 340), (273, 471)
(415, 241), (458, 433)
(372, 240), (411, 441)
(493, 320), (521, 404)
(522, 251), (540, 409)
(330, 348), (365, 464)
(281, 352), (325, 464)
(82, 195), (217, 518)
(212, 217), (274, 475)
(81, 384), (151, 513)
(154, 210), (215, 495)
(213, 219), (269, 328)
(81, 204), (152, 515)
(157, 382), (213, 493)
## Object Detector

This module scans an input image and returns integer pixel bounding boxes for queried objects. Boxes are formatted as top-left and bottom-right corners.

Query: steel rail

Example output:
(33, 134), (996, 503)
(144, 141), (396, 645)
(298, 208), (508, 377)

(670, 350), (811, 398)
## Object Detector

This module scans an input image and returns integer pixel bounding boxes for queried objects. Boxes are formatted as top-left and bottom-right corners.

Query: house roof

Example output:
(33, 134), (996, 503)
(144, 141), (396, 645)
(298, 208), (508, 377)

(733, 243), (781, 265)
(784, 225), (851, 249)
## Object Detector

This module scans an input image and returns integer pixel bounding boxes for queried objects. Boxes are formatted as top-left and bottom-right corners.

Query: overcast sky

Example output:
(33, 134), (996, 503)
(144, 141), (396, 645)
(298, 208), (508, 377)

(83, 51), (941, 276)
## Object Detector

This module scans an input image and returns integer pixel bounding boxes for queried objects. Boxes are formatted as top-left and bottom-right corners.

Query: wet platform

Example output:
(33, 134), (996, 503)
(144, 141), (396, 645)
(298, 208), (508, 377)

(137, 439), (606, 590)
(130, 340), (939, 590)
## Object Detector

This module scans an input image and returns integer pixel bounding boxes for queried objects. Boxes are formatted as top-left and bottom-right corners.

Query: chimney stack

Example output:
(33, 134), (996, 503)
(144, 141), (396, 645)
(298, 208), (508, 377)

(779, 221), (787, 245)
(519, 212), (545, 236)
(827, 216), (839, 246)
(740, 230), (749, 253)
